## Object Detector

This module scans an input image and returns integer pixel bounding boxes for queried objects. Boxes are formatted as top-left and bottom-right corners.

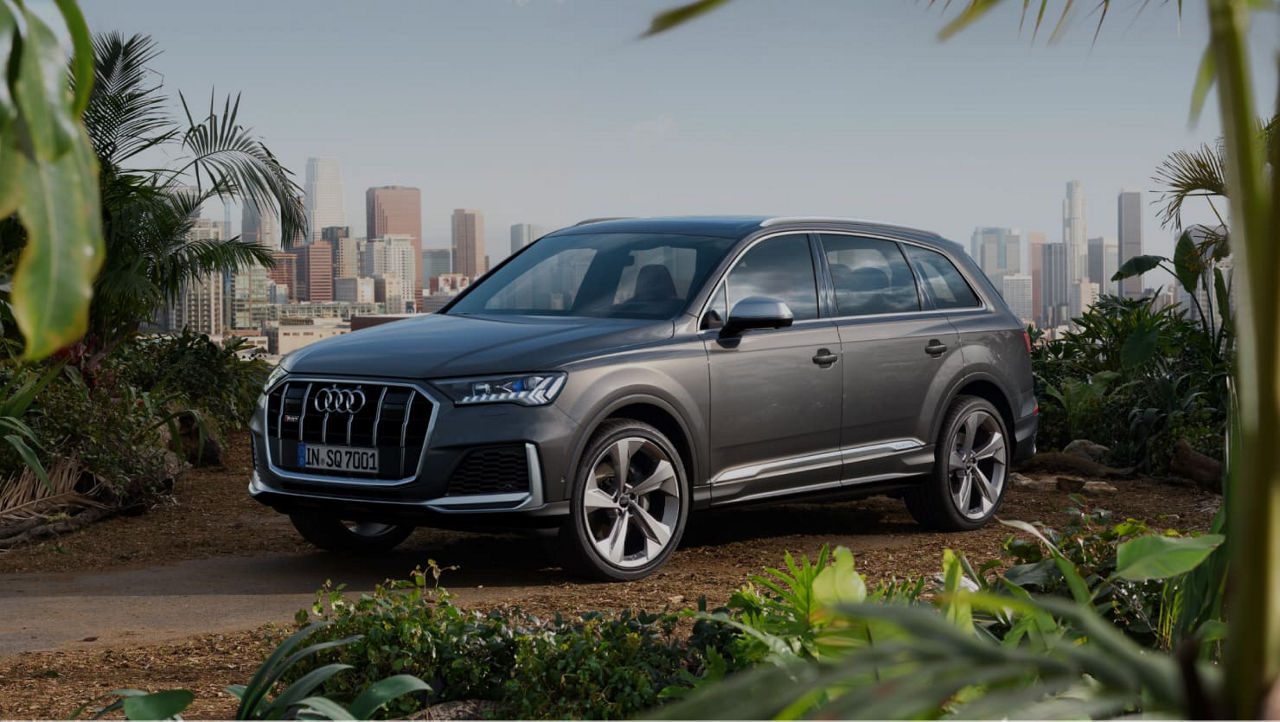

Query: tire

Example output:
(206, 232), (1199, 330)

(289, 513), (414, 554)
(560, 419), (690, 581)
(906, 395), (1011, 531)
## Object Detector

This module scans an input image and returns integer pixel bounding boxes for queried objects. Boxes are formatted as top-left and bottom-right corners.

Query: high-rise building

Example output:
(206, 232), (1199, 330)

(334, 276), (375, 304)
(1118, 190), (1144, 299)
(970, 227), (1021, 286)
(422, 249), (451, 285)
(1088, 236), (1121, 297)
(227, 264), (272, 331)
(1001, 274), (1033, 325)
(1026, 231), (1047, 327)
(268, 252), (298, 301)
(170, 217), (225, 336)
(241, 202), (278, 251)
(374, 275), (405, 314)
(1063, 180), (1088, 308)
(452, 209), (485, 278)
(304, 158), (346, 242)
(366, 186), (422, 298)
(510, 223), (543, 256)
(1042, 242), (1071, 328)
(297, 240), (333, 302)
(364, 236), (417, 311)
(1103, 238), (1119, 297)
(324, 226), (359, 281)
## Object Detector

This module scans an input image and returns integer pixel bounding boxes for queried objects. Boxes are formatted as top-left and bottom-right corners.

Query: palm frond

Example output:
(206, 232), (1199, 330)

(79, 33), (175, 168)
(1153, 141), (1227, 230)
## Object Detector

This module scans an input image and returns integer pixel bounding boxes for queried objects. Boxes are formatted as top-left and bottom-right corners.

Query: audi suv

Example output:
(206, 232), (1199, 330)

(249, 217), (1037, 580)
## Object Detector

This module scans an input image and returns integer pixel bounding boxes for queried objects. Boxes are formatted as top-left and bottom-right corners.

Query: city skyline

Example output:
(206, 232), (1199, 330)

(79, 1), (1278, 267)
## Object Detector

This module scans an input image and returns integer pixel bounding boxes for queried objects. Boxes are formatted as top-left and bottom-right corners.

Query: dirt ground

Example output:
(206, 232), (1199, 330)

(0, 432), (1220, 719)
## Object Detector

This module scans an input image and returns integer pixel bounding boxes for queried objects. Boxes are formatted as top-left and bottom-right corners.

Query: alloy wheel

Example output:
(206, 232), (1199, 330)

(947, 409), (1007, 520)
(582, 436), (682, 569)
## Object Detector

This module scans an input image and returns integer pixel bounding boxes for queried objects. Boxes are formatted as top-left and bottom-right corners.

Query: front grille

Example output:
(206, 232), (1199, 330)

(265, 379), (433, 480)
(447, 445), (530, 496)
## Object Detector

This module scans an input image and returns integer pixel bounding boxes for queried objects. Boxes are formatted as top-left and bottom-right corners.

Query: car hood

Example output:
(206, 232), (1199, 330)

(283, 313), (675, 379)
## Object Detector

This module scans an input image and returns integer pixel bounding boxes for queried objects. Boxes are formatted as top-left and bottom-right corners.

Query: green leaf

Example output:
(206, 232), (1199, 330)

(12, 127), (103, 360)
(1214, 266), (1231, 324)
(52, 0), (95, 116)
(937, 0), (1002, 41)
(1189, 43), (1216, 124)
(294, 696), (354, 720)
(642, 0), (732, 37)
(811, 546), (866, 607)
(1120, 326), (1160, 368)
(120, 690), (194, 721)
(0, 142), (21, 219)
(1113, 534), (1225, 581)
(347, 675), (431, 720)
(0, 1), (16, 134)
(1112, 254), (1165, 281)
(11, 5), (76, 160)
(1173, 230), (1204, 295)
(4, 433), (51, 493)
(267, 663), (353, 716)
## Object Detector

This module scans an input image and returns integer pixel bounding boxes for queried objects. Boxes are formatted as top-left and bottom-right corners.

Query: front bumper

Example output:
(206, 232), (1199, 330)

(248, 375), (579, 524)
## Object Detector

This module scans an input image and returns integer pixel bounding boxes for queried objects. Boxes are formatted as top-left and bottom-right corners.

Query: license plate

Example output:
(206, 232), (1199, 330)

(297, 443), (379, 474)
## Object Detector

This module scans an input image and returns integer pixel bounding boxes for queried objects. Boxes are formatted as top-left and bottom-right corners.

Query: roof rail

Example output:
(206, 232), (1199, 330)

(573, 217), (633, 226)
(759, 216), (889, 228)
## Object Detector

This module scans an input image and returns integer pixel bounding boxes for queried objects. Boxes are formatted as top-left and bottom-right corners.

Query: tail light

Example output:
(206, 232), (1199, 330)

(1023, 330), (1032, 354)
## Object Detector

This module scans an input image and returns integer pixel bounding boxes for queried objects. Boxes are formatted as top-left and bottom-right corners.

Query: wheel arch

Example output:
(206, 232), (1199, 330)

(568, 393), (701, 499)
(933, 373), (1016, 444)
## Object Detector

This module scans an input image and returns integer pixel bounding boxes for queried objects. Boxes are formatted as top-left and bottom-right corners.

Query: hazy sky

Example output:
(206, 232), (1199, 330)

(79, 1), (1278, 267)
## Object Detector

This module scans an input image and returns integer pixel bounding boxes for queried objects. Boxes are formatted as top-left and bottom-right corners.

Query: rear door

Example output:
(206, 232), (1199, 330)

(819, 234), (959, 483)
(704, 233), (843, 504)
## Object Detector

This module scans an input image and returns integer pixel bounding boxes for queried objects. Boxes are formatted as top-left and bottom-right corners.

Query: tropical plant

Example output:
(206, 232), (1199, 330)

(0, 0), (104, 361)
(642, 0), (1279, 716)
(76, 32), (302, 363)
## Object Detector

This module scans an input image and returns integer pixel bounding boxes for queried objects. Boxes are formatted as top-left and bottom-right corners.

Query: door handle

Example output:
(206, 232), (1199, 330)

(925, 340), (948, 357)
(812, 349), (838, 367)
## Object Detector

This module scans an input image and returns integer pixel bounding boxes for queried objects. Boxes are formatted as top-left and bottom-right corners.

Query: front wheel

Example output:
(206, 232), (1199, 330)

(289, 513), (414, 554)
(561, 419), (689, 581)
(906, 395), (1010, 531)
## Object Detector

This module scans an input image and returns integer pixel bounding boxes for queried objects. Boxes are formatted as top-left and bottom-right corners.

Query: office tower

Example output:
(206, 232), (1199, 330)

(334, 276), (375, 304)
(422, 249), (452, 286)
(228, 265), (271, 331)
(1042, 242), (1070, 328)
(241, 201), (278, 251)
(1118, 190), (1144, 299)
(1073, 280), (1100, 316)
(375, 275), (405, 314)
(1088, 236), (1121, 297)
(1026, 231), (1046, 327)
(268, 252), (298, 301)
(510, 223), (544, 256)
(170, 217), (225, 336)
(364, 236), (417, 311)
(452, 209), (485, 278)
(970, 227), (1021, 286)
(304, 158), (346, 242)
(323, 226), (358, 280)
(1063, 181), (1088, 307)
(366, 186), (422, 298)
(297, 240), (333, 302)
(1103, 238), (1119, 296)
(1001, 274), (1033, 325)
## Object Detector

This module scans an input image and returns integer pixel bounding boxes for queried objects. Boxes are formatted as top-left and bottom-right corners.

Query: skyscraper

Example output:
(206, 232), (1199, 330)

(1042, 242), (1071, 328)
(297, 240), (333, 302)
(324, 226), (359, 280)
(268, 252), (298, 301)
(510, 223), (544, 256)
(422, 249), (451, 284)
(1118, 190), (1144, 299)
(1088, 236), (1121, 297)
(304, 158), (346, 242)
(452, 209), (485, 278)
(1026, 231), (1046, 327)
(1063, 180), (1088, 309)
(970, 227), (1021, 286)
(366, 186), (422, 296)
(170, 217), (224, 336)
(241, 202), (278, 251)
(1001, 274), (1033, 325)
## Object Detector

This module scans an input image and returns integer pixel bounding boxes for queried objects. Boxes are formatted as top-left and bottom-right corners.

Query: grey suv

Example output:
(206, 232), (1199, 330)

(249, 217), (1037, 580)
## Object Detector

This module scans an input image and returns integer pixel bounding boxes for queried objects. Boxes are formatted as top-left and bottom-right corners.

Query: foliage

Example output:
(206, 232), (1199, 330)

(289, 566), (733, 719)
(75, 625), (428, 721)
(0, 0), (104, 361)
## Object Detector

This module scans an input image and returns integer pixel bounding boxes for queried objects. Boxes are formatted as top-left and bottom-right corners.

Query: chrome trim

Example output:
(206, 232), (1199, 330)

(709, 439), (925, 486)
(424, 442), (545, 513)
(714, 471), (920, 507)
(760, 216), (901, 228)
(261, 375), (440, 487)
(297, 383), (313, 441)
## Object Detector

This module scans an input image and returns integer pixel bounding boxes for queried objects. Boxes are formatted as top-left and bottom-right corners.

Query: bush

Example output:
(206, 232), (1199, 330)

(289, 567), (730, 719)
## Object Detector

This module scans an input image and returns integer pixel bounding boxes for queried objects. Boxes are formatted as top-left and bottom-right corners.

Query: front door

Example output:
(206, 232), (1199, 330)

(704, 234), (843, 504)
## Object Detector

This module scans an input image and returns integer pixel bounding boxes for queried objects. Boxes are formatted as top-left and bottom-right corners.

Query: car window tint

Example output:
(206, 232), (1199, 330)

(901, 245), (981, 310)
(480, 247), (596, 312)
(819, 235), (920, 316)
(613, 247), (698, 305)
(724, 234), (818, 321)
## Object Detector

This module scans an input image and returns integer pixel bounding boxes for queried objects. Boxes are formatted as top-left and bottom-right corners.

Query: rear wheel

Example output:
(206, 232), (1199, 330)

(289, 513), (414, 553)
(561, 419), (689, 581)
(906, 395), (1010, 531)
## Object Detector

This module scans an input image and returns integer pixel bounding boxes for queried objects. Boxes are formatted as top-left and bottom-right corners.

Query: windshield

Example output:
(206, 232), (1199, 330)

(446, 232), (736, 319)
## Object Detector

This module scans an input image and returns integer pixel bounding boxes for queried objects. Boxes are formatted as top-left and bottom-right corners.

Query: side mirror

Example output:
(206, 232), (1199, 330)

(722, 296), (794, 336)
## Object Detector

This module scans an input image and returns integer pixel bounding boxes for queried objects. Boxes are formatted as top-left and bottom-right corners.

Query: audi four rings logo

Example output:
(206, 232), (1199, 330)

(313, 386), (366, 414)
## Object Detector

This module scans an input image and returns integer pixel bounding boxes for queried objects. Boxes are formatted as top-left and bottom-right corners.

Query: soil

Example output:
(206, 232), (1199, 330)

(0, 432), (1221, 719)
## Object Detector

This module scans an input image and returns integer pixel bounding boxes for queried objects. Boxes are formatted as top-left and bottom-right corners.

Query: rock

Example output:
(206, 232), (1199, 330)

(1082, 481), (1118, 495)
(1020, 452), (1135, 479)
(1010, 473), (1056, 492)
(1170, 439), (1223, 493)
(1056, 477), (1085, 493)
(1064, 439), (1110, 462)
(668, 595), (685, 606)
(408, 700), (499, 720)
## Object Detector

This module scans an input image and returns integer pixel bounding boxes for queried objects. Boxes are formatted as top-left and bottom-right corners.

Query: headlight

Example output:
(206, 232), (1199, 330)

(435, 373), (566, 407)
(263, 365), (288, 391)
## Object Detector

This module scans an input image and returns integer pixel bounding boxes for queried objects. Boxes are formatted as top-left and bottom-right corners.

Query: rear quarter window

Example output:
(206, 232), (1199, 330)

(901, 245), (981, 310)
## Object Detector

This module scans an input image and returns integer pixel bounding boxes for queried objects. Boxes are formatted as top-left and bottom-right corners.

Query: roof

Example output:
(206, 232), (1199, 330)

(550, 215), (953, 248)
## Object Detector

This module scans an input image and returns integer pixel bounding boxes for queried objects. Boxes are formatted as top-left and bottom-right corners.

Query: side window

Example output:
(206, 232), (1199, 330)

(819, 235), (920, 316)
(901, 245), (981, 310)
(724, 234), (819, 321)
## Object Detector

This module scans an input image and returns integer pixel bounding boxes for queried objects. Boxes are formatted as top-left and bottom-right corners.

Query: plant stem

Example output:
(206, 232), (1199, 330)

(1209, 0), (1280, 716)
